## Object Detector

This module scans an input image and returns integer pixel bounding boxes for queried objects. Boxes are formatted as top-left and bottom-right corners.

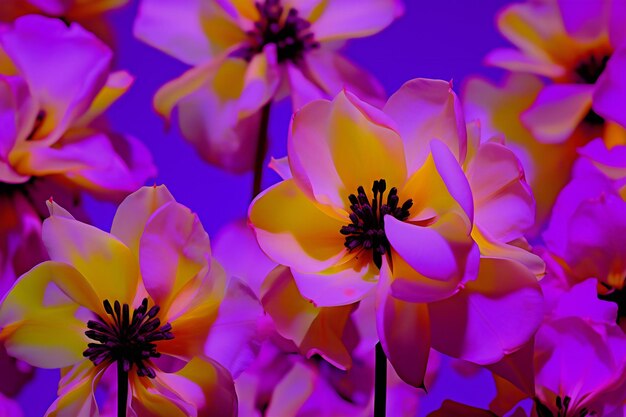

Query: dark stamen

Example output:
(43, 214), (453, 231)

(574, 54), (610, 85)
(83, 298), (174, 378)
(230, 0), (319, 63)
(340, 179), (412, 269)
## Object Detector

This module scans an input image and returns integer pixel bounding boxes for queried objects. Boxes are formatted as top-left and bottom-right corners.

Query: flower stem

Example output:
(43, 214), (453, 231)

(374, 342), (387, 417)
(118, 361), (128, 417)
(252, 103), (272, 201)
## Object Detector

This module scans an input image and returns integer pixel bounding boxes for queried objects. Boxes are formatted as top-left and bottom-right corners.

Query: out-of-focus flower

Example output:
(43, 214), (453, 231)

(250, 79), (543, 388)
(0, 185), (237, 416)
(0, 15), (154, 280)
(427, 277), (626, 417)
(133, 0), (402, 173)
(487, 0), (626, 142)
(0, 1), (130, 44)
(465, 0), (626, 226)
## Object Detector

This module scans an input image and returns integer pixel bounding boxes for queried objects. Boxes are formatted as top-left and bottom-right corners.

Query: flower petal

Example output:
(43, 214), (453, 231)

(249, 179), (346, 273)
(384, 78), (467, 170)
(292, 256), (378, 307)
(593, 46), (626, 129)
(557, 0), (610, 41)
(0, 262), (97, 368)
(429, 257), (544, 365)
(131, 357), (237, 417)
(377, 286), (430, 388)
(111, 185), (175, 256)
(1, 15), (111, 144)
(289, 90), (406, 209)
(521, 83), (594, 144)
(139, 201), (212, 312)
(134, 0), (223, 65)
(310, 0), (402, 42)
(45, 361), (104, 417)
(261, 266), (353, 370)
(467, 141), (534, 242)
(305, 50), (387, 107)
(484, 48), (566, 78)
(42, 212), (139, 306)
(72, 70), (134, 128)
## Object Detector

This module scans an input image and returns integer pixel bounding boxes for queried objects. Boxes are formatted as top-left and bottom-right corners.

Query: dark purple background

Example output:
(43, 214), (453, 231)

(17, 0), (509, 414)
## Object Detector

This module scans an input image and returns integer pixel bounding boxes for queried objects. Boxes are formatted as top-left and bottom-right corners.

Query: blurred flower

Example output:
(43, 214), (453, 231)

(487, 0), (626, 142)
(0, 1), (130, 44)
(427, 277), (626, 417)
(0, 15), (154, 280)
(465, 0), (626, 226)
(0, 185), (237, 416)
(134, 0), (402, 173)
(250, 79), (543, 388)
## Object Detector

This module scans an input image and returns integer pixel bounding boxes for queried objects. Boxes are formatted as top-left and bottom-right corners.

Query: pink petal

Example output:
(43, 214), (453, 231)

(285, 62), (326, 111)
(305, 50), (387, 107)
(384, 78), (467, 171)
(521, 83), (594, 143)
(310, 0), (403, 42)
(429, 257), (544, 365)
(557, 0), (611, 41)
(1, 16), (111, 144)
(139, 201), (212, 311)
(593, 46), (626, 128)
(579, 138), (626, 179)
(111, 184), (175, 256)
(377, 288), (430, 388)
(213, 219), (276, 297)
(291, 257), (378, 307)
(610, 0), (626, 47)
(134, 0), (216, 65)
(484, 48), (566, 78)
(468, 141), (534, 242)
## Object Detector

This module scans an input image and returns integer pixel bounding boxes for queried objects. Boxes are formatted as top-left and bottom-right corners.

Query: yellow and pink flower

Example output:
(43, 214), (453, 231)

(134, 0), (402, 173)
(0, 185), (237, 416)
(249, 79), (544, 387)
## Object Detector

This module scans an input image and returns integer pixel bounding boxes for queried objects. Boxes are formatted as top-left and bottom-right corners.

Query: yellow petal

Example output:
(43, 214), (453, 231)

(0, 262), (96, 369)
(73, 70), (134, 128)
(42, 214), (139, 306)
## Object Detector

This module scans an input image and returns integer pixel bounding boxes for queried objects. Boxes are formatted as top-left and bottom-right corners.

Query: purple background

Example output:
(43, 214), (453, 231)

(17, 0), (509, 414)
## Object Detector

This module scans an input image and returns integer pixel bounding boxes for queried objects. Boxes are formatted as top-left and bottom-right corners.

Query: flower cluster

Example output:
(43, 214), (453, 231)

(0, 0), (625, 416)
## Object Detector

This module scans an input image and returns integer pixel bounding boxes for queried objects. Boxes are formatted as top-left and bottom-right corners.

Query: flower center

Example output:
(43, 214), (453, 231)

(232, 0), (319, 63)
(83, 298), (174, 378)
(599, 283), (626, 323)
(574, 54), (610, 85)
(340, 179), (413, 270)
(535, 396), (596, 417)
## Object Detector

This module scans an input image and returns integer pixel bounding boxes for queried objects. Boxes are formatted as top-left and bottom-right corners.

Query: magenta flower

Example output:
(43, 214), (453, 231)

(487, 0), (626, 143)
(133, 0), (402, 173)
(249, 79), (543, 388)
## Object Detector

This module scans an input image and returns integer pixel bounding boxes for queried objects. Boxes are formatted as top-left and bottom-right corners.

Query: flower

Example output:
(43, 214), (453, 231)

(133, 0), (402, 173)
(487, 0), (626, 143)
(0, 185), (237, 416)
(249, 79), (543, 387)
(0, 1), (130, 43)
(0, 15), (154, 281)
(465, 0), (626, 226)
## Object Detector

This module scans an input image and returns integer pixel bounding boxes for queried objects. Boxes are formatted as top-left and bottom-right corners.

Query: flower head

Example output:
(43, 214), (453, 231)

(249, 79), (543, 387)
(0, 185), (236, 416)
(487, 0), (626, 142)
(134, 0), (402, 172)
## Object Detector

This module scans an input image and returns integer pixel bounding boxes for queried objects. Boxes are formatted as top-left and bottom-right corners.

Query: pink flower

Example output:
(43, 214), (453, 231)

(249, 79), (543, 387)
(487, 0), (626, 143)
(134, 0), (402, 173)
(0, 185), (238, 416)
(0, 15), (155, 281)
